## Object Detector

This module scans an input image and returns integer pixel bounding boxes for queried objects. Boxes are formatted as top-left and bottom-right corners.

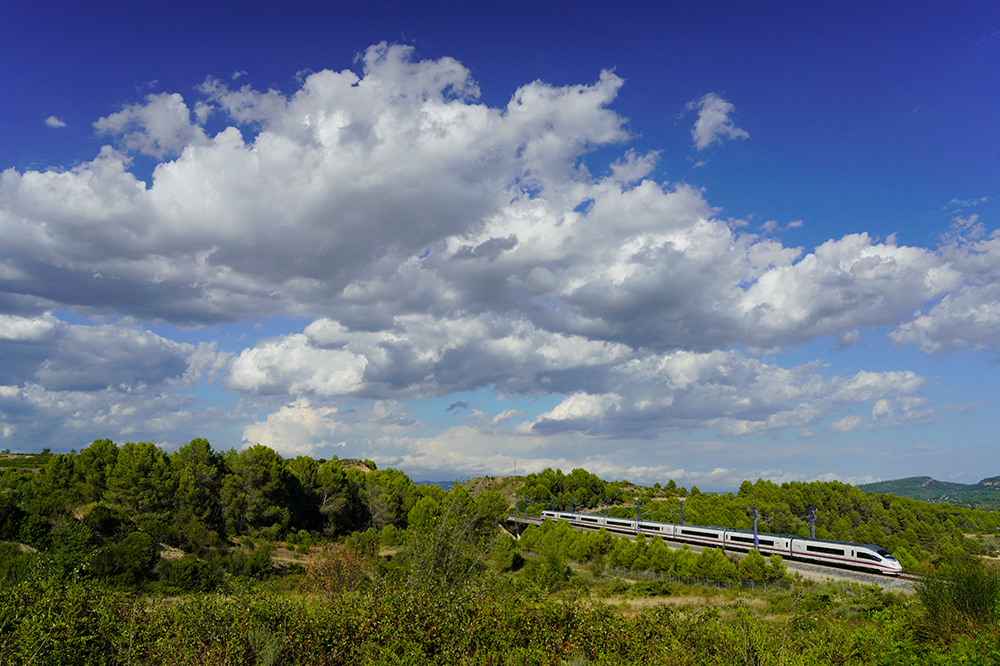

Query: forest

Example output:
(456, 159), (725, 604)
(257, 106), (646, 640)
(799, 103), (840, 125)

(0, 438), (999, 664)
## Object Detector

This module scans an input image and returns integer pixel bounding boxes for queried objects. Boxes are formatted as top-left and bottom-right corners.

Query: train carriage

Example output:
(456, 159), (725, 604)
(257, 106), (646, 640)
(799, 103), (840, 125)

(536, 510), (902, 575)
(724, 530), (792, 557)
(790, 538), (900, 574)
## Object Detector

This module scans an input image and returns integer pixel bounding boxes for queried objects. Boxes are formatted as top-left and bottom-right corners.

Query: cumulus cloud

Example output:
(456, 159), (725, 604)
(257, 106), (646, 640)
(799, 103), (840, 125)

(830, 414), (863, 432)
(0, 313), (59, 341)
(684, 93), (749, 150)
(93, 92), (209, 158)
(3, 44), (1000, 474)
(889, 219), (1000, 353)
(222, 320), (934, 441)
(242, 397), (343, 456)
(890, 286), (1000, 354)
(45, 116), (67, 128)
(0, 44), (989, 359)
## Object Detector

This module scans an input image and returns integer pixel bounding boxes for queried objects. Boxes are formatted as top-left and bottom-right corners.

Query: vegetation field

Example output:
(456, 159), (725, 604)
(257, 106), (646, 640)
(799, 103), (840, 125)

(0, 438), (999, 663)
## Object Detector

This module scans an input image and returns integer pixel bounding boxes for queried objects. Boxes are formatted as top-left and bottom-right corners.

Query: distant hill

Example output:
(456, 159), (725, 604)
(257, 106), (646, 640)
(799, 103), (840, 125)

(858, 475), (1000, 510)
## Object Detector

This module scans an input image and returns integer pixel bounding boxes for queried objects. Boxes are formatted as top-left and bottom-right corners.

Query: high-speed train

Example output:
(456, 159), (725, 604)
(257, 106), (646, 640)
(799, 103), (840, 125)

(539, 510), (903, 575)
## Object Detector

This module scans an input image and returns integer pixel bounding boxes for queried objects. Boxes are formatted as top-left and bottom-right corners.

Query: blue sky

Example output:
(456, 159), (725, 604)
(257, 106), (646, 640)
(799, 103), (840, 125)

(1, 1), (998, 489)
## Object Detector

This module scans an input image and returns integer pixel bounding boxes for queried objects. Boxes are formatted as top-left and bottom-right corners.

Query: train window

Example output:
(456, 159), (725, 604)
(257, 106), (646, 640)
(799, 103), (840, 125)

(876, 549), (897, 560)
(607, 520), (630, 527)
(806, 545), (845, 556)
(680, 529), (719, 539)
(730, 535), (773, 546)
(857, 552), (881, 562)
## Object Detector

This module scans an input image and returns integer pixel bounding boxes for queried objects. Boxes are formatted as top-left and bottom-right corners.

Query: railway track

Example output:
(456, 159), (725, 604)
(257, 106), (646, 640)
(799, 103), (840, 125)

(892, 571), (923, 583)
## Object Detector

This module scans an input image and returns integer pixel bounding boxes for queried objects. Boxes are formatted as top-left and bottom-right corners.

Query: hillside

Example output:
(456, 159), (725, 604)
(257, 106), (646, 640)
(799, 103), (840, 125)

(858, 475), (1000, 510)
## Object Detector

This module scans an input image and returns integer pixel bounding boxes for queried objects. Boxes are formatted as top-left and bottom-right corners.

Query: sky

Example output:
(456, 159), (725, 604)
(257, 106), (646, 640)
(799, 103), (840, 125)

(1, 1), (999, 490)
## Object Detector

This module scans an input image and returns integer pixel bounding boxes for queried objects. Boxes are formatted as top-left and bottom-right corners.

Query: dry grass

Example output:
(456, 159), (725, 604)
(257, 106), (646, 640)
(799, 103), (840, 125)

(594, 590), (773, 617)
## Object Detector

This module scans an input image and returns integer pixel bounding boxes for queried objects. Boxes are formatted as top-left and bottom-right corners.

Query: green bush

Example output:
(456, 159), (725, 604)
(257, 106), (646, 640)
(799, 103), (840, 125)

(630, 579), (674, 597)
(209, 544), (274, 580)
(916, 555), (1000, 638)
(49, 517), (95, 573)
(18, 513), (51, 549)
(89, 531), (159, 588)
(162, 554), (213, 592)
(0, 496), (26, 540)
(82, 504), (133, 541)
(522, 552), (571, 593)
(0, 542), (43, 585)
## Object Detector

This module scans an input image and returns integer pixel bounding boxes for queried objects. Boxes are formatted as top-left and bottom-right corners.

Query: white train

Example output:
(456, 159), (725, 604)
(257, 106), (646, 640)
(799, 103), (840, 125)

(539, 510), (903, 575)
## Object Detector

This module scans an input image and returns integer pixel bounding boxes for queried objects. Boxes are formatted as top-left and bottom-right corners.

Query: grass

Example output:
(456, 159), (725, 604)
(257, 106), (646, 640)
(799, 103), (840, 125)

(0, 454), (51, 470)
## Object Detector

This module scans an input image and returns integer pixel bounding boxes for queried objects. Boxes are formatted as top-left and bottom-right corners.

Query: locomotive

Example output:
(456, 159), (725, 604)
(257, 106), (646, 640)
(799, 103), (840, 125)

(539, 510), (903, 575)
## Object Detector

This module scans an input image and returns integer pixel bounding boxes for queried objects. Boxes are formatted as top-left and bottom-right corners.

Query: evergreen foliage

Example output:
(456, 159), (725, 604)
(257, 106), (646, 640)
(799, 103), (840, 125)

(608, 477), (1000, 570)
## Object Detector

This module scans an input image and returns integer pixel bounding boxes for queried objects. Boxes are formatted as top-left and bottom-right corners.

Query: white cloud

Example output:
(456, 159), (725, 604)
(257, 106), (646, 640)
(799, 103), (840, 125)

(226, 334), (368, 396)
(3, 44), (1000, 476)
(536, 392), (622, 423)
(830, 415), (864, 432)
(45, 116), (67, 128)
(872, 399), (892, 419)
(947, 197), (987, 208)
(93, 92), (209, 158)
(242, 397), (342, 456)
(890, 284), (1000, 354)
(685, 93), (749, 151)
(0, 45), (990, 360)
(0, 313), (59, 341)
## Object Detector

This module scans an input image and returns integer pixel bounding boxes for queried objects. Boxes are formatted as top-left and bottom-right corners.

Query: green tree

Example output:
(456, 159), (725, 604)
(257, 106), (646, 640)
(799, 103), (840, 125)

(221, 445), (293, 538)
(358, 467), (418, 529)
(170, 438), (224, 552)
(30, 454), (82, 515)
(697, 547), (736, 580)
(77, 438), (118, 502)
(737, 549), (768, 581)
(105, 442), (177, 521)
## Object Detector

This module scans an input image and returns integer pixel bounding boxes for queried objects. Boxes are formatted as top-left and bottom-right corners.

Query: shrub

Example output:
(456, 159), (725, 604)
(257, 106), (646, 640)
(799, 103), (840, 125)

(301, 544), (374, 602)
(89, 531), (159, 588)
(18, 514), (51, 550)
(630, 579), (674, 597)
(49, 517), (96, 573)
(0, 542), (42, 585)
(522, 552), (571, 593)
(163, 554), (212, 592)
(0, 496), (26, 540)
(210, 543), (275, 580)
(82, 504), (133, 541)
(916, 555), (1000, 638)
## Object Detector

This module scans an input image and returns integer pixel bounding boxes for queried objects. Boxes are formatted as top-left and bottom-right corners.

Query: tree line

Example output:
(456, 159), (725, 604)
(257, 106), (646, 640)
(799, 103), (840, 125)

(607, 477), (1000, 571)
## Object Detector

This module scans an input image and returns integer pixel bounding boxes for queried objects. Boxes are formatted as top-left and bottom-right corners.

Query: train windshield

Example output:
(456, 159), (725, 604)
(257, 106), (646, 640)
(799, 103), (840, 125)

(876, 549), (897, 560)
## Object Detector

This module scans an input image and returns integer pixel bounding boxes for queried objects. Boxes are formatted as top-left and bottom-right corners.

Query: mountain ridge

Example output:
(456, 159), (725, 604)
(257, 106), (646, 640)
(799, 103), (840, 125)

(858, 475), (1000, 509)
